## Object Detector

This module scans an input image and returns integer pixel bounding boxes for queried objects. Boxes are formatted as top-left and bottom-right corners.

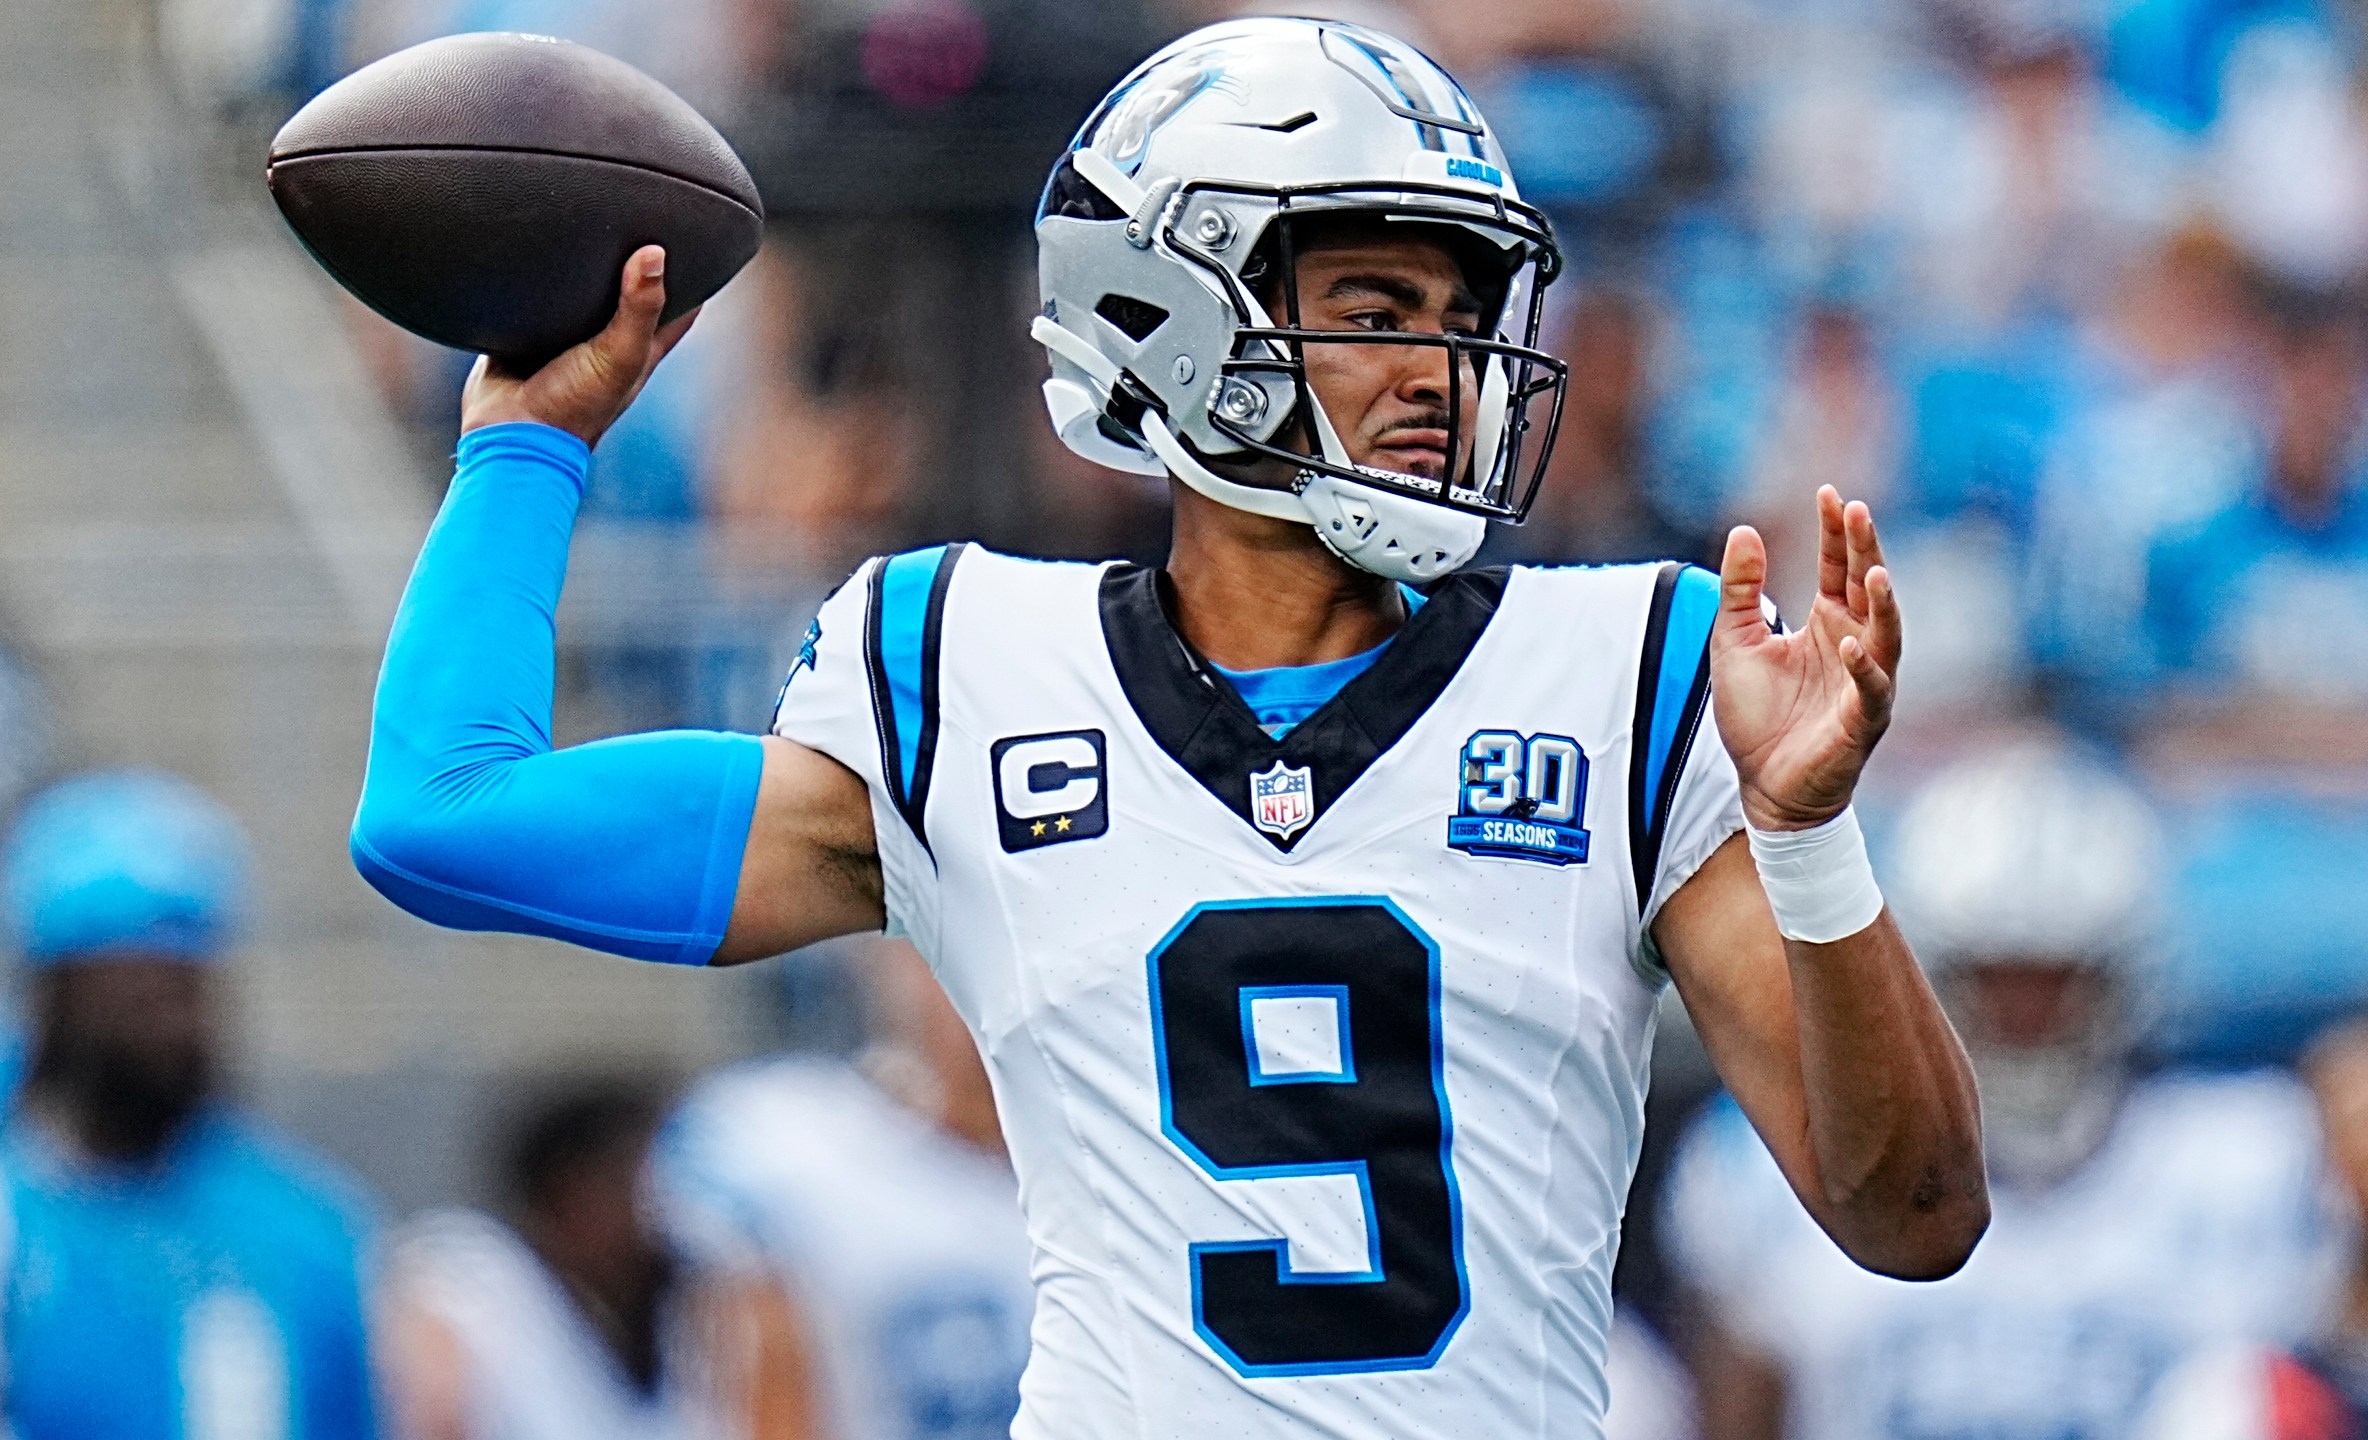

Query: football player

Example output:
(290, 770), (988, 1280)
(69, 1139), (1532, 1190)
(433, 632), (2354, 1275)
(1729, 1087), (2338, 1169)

(0, 772), (377, 1440)
(2125, 1019), (2368, 1440)
(378, 1073), (808, 1439)
(658, 938), (1035, 1440)
(1663, 739), (2336, 1440)
(348, 19), (1987, 1437)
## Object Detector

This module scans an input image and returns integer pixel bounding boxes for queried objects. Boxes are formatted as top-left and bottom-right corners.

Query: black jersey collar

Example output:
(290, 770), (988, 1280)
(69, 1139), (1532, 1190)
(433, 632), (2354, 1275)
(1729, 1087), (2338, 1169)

(1099, 563), (1508, 853)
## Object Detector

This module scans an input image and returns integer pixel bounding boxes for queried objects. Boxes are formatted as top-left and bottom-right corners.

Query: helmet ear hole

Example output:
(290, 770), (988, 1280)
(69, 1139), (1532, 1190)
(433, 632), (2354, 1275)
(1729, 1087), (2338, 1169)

(1043, 155), (1127, 222)
(1093, 294), (1171, 343)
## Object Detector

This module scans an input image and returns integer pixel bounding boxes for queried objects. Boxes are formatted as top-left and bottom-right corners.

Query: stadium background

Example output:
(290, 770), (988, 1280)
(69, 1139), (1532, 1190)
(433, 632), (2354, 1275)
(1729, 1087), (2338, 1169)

(4, 0), (2368, 1425)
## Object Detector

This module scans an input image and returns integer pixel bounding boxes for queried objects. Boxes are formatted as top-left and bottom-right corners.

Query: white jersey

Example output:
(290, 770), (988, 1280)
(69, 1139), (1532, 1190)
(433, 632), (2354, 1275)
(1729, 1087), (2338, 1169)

(384, 1209), (734, 1440)
(657, 1058), (1036, 1440)
(1663, 1073), (2342, 1440)
(771, 546), (1742, 1439)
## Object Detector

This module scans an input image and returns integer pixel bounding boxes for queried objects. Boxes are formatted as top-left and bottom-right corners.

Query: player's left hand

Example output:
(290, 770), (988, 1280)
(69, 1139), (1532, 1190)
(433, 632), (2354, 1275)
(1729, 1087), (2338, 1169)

(1709, 486), (1901, 831)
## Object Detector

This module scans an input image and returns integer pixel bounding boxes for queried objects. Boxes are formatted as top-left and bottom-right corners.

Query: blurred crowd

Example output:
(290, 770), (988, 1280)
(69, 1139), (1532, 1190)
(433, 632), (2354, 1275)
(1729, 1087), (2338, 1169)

(4, 0), (2366, 1434)
(163, 0), (2368, 1056)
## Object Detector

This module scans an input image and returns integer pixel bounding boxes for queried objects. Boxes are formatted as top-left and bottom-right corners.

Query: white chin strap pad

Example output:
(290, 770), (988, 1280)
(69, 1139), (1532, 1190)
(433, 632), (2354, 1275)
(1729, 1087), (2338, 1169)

(1300, 470), (1486, 583)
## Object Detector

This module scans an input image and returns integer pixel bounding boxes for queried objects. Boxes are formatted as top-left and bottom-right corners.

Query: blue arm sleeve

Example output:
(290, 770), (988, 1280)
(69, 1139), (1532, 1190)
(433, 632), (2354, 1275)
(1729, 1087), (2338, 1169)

(350, 422), (765, 965)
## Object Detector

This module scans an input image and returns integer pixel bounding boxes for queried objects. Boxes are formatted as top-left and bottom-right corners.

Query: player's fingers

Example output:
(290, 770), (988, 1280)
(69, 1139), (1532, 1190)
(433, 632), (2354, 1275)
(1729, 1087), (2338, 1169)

(1843, 500), (1883, 620)
(1816, 485), (1848, 603)
(1840, 634), (1894, 721)
(1865, 564), (1903, 673)
(1716, 525), (1771, 643)
(584, 247), (667, 365)
(616, 246), (669, 339)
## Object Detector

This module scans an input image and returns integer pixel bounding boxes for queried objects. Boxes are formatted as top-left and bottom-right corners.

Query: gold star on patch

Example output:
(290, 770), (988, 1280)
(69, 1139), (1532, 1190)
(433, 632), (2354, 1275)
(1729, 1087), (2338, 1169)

(1055, 815), (1073, 832)
(1030, 821), (1046, 837)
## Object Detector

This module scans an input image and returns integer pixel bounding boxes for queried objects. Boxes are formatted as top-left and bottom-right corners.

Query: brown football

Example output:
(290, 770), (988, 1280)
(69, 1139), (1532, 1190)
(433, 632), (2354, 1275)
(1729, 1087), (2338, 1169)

(267, 32), (764, 363)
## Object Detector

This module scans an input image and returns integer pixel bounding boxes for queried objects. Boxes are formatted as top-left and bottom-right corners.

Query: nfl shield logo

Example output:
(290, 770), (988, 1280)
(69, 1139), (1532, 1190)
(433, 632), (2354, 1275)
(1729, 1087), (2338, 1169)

(1249, 760), (1314, 841)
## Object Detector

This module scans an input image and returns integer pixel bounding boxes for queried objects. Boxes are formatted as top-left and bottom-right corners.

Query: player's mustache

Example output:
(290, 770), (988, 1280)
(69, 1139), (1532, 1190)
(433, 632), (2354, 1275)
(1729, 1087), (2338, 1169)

(1375, 412), (1455, 443)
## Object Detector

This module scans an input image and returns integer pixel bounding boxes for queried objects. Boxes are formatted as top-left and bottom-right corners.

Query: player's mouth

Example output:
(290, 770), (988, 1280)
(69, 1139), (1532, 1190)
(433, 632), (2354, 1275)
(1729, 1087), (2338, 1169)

(1368, 428), (1451, 479)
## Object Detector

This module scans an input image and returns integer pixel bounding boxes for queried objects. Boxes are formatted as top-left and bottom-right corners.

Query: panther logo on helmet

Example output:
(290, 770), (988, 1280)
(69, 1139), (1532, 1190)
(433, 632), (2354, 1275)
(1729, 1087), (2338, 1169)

(1088, 45), (1243, 176)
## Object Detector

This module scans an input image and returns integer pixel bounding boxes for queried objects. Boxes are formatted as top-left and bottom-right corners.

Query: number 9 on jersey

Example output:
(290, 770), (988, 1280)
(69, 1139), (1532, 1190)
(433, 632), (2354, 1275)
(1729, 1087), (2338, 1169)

(1147, 898), (1468, 1377)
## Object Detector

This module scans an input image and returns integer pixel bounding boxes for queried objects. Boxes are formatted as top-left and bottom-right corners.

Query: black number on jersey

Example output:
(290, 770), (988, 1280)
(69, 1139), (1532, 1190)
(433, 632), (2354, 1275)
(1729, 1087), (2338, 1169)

(1147, 897), (1467, 1376)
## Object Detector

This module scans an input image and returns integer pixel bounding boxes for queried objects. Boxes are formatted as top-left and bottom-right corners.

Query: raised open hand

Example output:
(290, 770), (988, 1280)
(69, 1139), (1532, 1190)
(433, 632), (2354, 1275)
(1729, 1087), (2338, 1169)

(461, 245), (700, 449)
(1710, 485), (1902, 831)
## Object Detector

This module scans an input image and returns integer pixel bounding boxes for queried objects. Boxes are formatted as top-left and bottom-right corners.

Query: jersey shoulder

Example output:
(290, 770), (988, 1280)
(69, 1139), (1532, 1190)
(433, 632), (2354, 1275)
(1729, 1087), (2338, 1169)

(773, 545), (1109, 831)
(2110, 1068), (2323, 1198)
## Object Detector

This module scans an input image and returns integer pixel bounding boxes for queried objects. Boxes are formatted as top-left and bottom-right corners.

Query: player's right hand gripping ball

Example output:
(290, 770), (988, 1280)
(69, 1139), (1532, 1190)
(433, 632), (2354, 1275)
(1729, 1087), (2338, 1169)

(266, 32), (763, 364)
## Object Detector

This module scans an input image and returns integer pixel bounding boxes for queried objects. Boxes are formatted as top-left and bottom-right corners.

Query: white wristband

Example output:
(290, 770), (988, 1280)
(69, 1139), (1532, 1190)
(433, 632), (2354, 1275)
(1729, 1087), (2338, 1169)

(1746, 806), (1885, 943)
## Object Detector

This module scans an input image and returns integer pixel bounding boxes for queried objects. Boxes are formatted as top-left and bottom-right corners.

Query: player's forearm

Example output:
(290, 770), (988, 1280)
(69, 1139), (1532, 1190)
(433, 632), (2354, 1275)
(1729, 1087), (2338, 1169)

(1785, 912), (1987, 1278)
(350, 422), (764, 964)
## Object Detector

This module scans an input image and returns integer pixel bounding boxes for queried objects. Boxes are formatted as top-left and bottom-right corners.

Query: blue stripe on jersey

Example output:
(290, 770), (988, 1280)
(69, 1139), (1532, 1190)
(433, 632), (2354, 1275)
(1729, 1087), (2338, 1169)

(876, 547), (947, 800)
(1642, 565), (1719, 824)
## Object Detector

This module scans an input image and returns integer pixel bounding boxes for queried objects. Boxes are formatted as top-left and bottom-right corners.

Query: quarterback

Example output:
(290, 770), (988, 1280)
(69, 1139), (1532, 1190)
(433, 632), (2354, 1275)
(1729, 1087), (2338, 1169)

(351, 19), (1987, 1438)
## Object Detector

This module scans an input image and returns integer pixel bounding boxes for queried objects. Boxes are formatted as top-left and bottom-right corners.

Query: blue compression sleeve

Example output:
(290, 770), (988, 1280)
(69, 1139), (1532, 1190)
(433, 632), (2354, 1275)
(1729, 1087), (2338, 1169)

(350, 423), (765, 965)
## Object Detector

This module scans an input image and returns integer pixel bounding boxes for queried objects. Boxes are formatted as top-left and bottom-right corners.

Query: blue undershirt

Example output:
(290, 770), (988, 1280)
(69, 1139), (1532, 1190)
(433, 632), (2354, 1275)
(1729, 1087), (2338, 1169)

(1212, 647), (1386, 738)
(1207, 587), (1426, 738)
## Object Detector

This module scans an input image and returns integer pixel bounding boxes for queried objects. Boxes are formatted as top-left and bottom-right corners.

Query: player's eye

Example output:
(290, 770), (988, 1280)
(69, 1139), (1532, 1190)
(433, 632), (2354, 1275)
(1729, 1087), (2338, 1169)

(1344, 309), (1402, 332)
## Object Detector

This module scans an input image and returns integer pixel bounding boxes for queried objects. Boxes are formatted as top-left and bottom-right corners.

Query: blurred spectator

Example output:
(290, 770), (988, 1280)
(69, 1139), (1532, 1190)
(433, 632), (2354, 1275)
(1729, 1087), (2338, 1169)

(1733, 299), (1896, 617)
(2200, 12), (2368, 291)
(1729, 0), (2184, 339)
(2141, 288), (2368, 764)
(705, 240), (924, 576)
(1484, 284), (1710, 567)
(0, 772), (377, 1440)
(2029, 223), (2266, 719)
(377, 1072), (806, 1439)
(660, 938), (1034, 1440)
(1662, 739), (2338, 1440)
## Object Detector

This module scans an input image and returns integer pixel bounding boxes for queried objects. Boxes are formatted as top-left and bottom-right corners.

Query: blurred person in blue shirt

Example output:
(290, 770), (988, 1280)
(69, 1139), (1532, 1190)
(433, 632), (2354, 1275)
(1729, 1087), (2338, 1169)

(2025, 223), (2269, 722)
(0, 772), (377, 1440)
(2142, 287), (2368, 759)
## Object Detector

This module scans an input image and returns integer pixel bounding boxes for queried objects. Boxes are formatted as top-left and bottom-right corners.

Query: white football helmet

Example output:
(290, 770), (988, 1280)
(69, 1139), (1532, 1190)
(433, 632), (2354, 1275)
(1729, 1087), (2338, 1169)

(1890, 737), (2168, 1183)
(1032, 18), (1568, 583)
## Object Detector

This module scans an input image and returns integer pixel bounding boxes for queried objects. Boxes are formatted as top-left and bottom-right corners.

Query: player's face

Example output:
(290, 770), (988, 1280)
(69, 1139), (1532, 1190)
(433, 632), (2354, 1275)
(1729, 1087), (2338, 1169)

(1290, 235), (1486, 485)
(1944, 960), (2110, 1053)
(34, 958), (218, 1151)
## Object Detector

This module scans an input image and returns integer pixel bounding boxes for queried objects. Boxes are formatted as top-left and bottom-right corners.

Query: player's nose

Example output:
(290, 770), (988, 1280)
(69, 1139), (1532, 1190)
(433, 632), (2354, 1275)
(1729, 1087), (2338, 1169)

(1390, 335), (1479, 419)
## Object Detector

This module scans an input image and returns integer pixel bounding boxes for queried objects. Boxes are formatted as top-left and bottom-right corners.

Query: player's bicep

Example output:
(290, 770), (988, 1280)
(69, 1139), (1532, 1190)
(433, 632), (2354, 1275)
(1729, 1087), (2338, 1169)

(716, 736), (885, 965)
(1654, 835), (1827, 1213)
